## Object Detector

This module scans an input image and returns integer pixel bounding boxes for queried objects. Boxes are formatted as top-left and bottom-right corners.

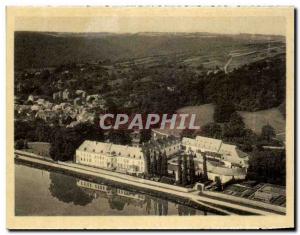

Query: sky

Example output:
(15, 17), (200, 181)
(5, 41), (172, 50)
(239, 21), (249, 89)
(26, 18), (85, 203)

(15, 16), (286, 36)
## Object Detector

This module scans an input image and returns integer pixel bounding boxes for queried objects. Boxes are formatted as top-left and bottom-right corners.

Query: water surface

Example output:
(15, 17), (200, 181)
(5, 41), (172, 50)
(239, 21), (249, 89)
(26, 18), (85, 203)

(15, 164), (217, 216)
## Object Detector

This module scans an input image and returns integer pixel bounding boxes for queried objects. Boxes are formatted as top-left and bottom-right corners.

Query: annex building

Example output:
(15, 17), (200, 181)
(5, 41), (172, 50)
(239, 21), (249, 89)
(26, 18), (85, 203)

(181, 136), (249, 183)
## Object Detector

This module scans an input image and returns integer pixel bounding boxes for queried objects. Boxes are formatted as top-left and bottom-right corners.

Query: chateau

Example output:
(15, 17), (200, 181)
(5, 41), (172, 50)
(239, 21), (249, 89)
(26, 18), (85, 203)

(75, 134), (249, 183)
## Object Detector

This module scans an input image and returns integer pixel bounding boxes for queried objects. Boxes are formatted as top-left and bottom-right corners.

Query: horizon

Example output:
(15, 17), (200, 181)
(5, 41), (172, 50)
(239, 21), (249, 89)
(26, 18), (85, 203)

(15, 30), (285, 37)
(15, 16), (286, 36)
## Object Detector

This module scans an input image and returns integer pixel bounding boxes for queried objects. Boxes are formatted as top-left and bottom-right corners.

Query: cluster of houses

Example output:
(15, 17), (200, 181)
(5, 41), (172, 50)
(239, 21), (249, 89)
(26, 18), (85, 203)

(15, 89), (107, 128)
(75, 131), (249, 185)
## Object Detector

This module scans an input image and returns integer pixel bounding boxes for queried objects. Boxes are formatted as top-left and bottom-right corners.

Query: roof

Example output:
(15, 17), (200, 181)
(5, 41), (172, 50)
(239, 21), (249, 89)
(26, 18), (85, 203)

(183, 135), (249, 164)
(143, 136), (180, 151)
(195, 136), (222, 152)
(77, 140), (144, 159)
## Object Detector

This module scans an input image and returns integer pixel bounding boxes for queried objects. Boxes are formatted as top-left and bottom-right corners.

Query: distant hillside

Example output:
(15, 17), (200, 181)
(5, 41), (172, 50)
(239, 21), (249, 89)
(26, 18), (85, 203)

(14, 31), (285, 70)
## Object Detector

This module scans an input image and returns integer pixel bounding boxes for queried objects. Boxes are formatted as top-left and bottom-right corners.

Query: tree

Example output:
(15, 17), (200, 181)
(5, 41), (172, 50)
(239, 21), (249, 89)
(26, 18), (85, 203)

(189, 154), (196, 184)
(50, 129), (64, 161)
(145, 149), (151, 176)
(177, 156), (183, 185)
(151, 151), (157, 175)
(247, 149), (286, 185)
(202, 152), (208, 180)
(213, 101), (235, 123)
(140, 129), (152, 144)
(35, 122), (53, 142)
(15, 139), (25, 150)
(200, 122), (222, 139)
(182, 155), (188, 186)
(157, 152), (162, 176)
(261, 124), (276, 142)
(15, 120), (35, 141)
(108, 129), (131, 145)
(180, 128), (196, 139)
(161, 151), (168, 176)
(223, 112), (245, 137)
(49, 123), (104, 162)
(215, 176), (223, 191)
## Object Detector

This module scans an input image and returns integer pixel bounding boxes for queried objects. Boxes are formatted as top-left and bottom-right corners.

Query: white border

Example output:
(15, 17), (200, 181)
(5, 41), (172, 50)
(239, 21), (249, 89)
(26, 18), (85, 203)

(1, 1), (298, 234)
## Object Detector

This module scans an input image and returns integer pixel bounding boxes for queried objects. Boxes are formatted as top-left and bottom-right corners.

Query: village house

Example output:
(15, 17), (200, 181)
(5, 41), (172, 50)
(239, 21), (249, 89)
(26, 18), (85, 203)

(76, 109), (94, 124)
(35, 109), (57, 121)
(73, 97), (83, 106)
(75, 90), (86, 98)
(36, 98), (46, 106)
(27, 95), (39, 102)
(62, 89), (71, 100)
(53, 91), (62, 101)
(67, 120), (81, 128)
(15, 104), (32, 114)
(31, 104), (41, 111)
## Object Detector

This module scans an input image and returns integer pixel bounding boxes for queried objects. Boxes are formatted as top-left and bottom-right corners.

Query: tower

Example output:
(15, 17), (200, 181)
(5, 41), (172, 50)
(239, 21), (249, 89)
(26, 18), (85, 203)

(131, 129), (141, 147)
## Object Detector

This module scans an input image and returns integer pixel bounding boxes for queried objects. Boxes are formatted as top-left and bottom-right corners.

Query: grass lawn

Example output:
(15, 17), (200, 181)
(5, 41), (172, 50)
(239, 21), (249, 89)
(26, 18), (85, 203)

(238, 108), (285, 135)
(26, 142), (51, 158)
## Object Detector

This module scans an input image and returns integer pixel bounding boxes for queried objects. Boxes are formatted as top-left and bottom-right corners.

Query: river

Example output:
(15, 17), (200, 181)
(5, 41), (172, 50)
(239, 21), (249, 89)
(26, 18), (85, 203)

(15, 163), (220, 216)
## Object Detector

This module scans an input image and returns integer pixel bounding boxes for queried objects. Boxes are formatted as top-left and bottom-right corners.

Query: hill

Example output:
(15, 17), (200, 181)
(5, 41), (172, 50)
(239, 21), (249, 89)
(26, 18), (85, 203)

(14, 31), (285, 70)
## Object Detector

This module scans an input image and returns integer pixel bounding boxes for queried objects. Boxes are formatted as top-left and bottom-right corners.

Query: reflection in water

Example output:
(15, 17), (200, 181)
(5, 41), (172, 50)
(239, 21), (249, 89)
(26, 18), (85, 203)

(49, 174), (94, 206)
(16, 164), (217, 216)
(75, 179), (171, 215)
(49, 173), (208, 215)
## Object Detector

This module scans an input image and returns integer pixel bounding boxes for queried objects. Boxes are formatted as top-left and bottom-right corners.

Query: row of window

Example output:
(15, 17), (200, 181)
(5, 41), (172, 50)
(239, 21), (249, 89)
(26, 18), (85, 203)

(78, 154), (145, 170)
(82, 149), (143, 159)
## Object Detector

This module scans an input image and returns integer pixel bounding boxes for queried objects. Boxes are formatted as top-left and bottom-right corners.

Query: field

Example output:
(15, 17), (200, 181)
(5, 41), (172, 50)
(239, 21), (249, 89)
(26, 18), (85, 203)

(177, 104), (215, 129)
(238, 108), (286, 140)
(176, 104), (285, 139)
(25, 142), (51, 158)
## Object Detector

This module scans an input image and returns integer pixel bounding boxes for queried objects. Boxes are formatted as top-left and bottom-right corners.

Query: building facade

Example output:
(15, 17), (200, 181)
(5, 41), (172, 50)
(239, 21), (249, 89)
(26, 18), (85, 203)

(76, 140), (146, 175)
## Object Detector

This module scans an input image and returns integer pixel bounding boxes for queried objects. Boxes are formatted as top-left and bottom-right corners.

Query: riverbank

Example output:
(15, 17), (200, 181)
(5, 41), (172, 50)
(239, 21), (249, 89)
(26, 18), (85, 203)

(15, 150), (284, 215)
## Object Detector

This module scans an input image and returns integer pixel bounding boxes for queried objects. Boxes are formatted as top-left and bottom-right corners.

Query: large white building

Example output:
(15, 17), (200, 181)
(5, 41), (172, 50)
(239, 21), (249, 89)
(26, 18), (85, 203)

(76, 140), (145, 175)
(75, 135), (249, 184)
